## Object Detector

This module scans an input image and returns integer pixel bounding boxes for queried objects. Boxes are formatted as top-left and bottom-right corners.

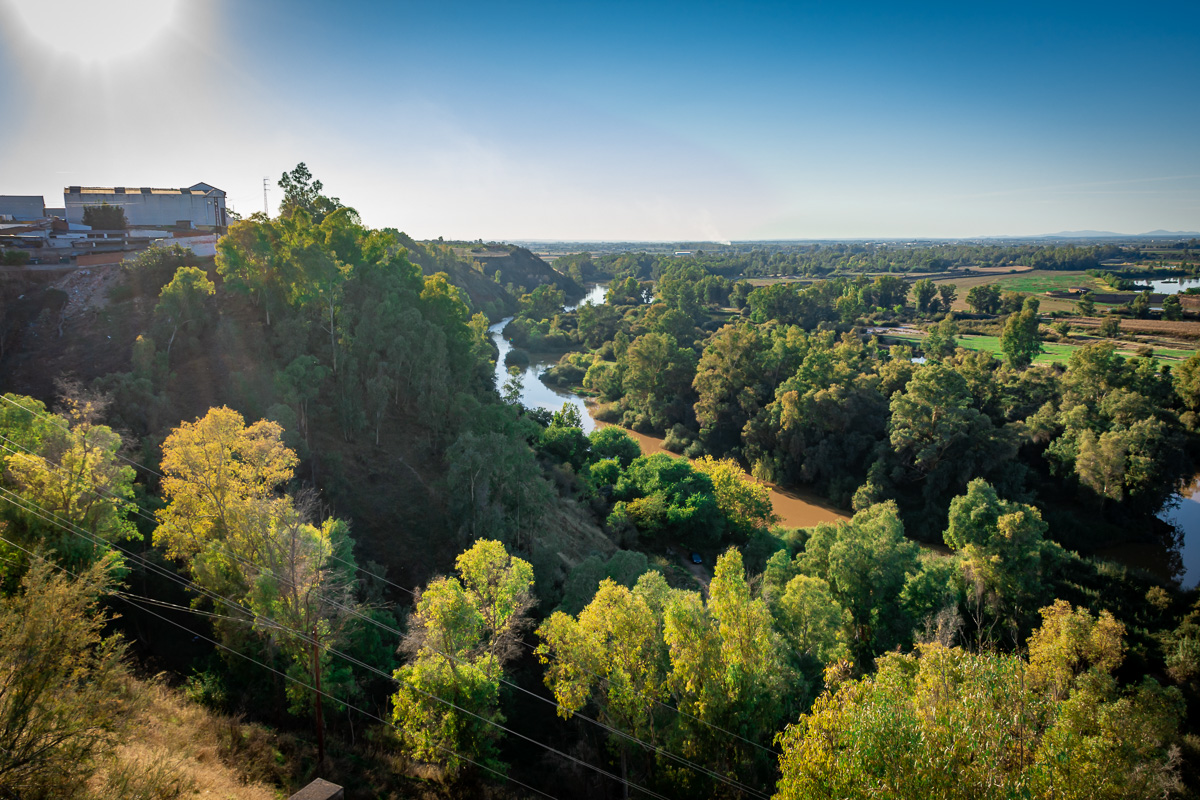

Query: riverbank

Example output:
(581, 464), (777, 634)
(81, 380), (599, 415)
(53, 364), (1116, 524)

(590, 418), (850, 529)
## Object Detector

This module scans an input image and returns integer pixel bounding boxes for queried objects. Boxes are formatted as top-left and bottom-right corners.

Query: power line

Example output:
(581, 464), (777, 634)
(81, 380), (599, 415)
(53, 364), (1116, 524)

(0, 394), (781, 761)
(0, 477), (768, 799)
(0, 536), (560, 800)
(0, 396), (782, 757)
(0, 432), (774, 795)
(0, 489), (682, 800)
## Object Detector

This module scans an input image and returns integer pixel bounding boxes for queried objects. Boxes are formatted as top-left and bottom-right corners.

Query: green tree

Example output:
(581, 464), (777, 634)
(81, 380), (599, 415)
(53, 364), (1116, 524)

(1162, 294), (1183, 320)
(944, 479), (1049, 641)
(775, 574), (850, 667)
(154, 407), (364, 713)
(965, 284), (1001, 314)
(1000, 296), (1042, 368)
(538, 575), (670, 786)
(153, 265), (215, 359)
(937, 283), (957, 312)
(887, 364), (1006, 497)
(278, 162), (343, 223)
(576, 301), (622, 347)
(216, 218), (287, 325)
(1099, 315), (1121, 338)
(613, 453), (723, 545)
(587, 426), (641, 467)
(691, 455), (776, 539)
(1175, 352), (1200, 423)
(1131, 290), (1152, 319)
(81, 202), (127, 230)
(539, 404), (590, 470)
(2, 395), (137, 567)
(775, 631), (1184, 800)
(911, 278), (937, 314)
(693, 322), (768, 454)
(445, 431), (552, 549)
(518, 283), (566, 320)
(392, 540), (534, 774)
(273, 354), (330, 447)
(1078, 290), (1096, 315)
(664, 550), (788, 788)
(619, 332), (697, 431)
(655, 263), (706, 320)
(923, 314), (958, 359)
(125, 242), (200, 296)
(796, 502), (919, 659)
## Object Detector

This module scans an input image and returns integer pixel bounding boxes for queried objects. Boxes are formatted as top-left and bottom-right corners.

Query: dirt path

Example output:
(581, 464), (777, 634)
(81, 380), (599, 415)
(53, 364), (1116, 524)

(682, 556), (710, 595)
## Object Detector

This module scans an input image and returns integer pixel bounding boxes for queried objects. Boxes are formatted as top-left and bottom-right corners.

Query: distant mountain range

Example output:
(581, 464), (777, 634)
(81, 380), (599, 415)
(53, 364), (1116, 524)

(992, 230), (1200, 239)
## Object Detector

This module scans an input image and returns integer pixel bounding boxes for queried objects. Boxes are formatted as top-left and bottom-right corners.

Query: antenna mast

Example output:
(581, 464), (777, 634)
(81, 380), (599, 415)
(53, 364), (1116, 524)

(263, 176), (270, 216)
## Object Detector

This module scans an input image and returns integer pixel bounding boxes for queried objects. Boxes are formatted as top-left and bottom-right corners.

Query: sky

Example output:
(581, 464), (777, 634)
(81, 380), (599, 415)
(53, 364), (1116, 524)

(0, 0), (1197, 241)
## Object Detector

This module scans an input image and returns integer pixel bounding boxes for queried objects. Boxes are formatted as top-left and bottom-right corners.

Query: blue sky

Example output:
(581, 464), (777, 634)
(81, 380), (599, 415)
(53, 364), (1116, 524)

(1, 0), (1197, 240)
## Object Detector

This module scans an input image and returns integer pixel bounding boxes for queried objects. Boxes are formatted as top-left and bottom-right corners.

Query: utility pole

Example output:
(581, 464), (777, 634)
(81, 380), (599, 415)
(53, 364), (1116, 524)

(313, 625), (325, 769)
(263, 177), (271, 217)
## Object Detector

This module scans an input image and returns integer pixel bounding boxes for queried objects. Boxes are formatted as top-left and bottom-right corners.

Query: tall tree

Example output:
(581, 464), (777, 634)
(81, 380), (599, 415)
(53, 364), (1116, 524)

(2, 395), (137, 567)
(1000, 296), (1043, 368)
(392, 540), (534, 774)
(278, 162), (343, 224)
(155, 407), (364, 713)
(911, 278), (937, 314)
(153, 265), (215, 359)
(81, 202), (127, 230)
(796, 502), (919, 660)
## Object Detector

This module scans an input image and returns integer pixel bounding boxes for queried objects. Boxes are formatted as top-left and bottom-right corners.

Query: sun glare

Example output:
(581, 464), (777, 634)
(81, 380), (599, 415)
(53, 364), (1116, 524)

(8, 0), (181, 64)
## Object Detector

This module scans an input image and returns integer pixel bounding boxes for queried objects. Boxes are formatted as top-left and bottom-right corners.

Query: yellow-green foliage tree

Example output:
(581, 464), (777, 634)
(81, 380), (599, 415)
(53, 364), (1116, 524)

(155, 406), (362, 714)
(538, 572), (671, 787)
(0, 394), (136, 570)
(539, 550), (788, 795)
(775, 602), (1184, 800)
(692, 455), (777, 539)
(391, 540), (534, 775)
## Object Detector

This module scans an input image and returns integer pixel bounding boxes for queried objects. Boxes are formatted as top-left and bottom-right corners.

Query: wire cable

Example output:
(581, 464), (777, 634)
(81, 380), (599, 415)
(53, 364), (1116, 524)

(0, 536), (561, 800)
(0, 437), (772, 797)
(0, 395), (781, 761)
(0, 489), (683, 800)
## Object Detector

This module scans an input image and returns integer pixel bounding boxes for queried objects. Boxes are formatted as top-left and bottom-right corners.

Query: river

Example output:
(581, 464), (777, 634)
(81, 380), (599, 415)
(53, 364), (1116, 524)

(490, 289), (1200, 576)
(488, 284), (848, 528)
(488, 284), (607, 433)
(1106, 482), (1200, 590)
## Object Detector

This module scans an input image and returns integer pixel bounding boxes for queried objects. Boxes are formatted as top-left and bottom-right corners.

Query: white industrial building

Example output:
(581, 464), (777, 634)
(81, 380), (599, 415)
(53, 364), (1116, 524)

(64, 182), (227, 229)
(0, 196), (46, 221)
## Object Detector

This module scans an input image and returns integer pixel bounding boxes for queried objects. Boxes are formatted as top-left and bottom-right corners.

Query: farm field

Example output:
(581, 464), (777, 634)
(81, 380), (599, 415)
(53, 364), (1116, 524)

(932, 270), (1107, 313)
(885, 331), (1198, 365)
(1071, 316), (1200, 339)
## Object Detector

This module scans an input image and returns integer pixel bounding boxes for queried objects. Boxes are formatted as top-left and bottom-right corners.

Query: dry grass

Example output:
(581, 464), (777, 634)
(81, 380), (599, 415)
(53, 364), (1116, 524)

(88, 676), (279, 800)
(1073, 316), (1200, 339)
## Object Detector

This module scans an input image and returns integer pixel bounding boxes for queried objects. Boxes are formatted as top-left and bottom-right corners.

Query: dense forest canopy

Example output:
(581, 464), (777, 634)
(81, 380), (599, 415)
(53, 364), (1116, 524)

(551, 241), (1137, 283)
(1, 167), (1200, 799)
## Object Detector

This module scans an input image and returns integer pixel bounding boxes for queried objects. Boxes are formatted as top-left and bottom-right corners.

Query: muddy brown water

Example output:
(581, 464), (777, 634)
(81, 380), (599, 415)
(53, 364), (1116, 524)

(592, 420), (850, 529)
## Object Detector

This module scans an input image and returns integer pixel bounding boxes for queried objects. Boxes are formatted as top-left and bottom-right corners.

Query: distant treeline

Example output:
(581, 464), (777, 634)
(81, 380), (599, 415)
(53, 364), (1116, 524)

(554, 242), (1137, 281)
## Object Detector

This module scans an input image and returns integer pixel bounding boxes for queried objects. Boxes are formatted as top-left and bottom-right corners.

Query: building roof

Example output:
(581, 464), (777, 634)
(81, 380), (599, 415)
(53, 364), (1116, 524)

(65, 184), (225, 197)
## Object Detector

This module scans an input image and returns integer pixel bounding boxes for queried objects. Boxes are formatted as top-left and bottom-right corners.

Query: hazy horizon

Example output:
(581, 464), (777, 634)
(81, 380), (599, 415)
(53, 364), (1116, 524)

(1, 0), (1197, 241)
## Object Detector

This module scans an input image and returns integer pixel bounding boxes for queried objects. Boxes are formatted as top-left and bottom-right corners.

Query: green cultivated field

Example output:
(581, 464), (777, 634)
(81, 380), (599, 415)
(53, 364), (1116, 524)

(985, 272), (1106, 294)
(887, 332), (1197, 364)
